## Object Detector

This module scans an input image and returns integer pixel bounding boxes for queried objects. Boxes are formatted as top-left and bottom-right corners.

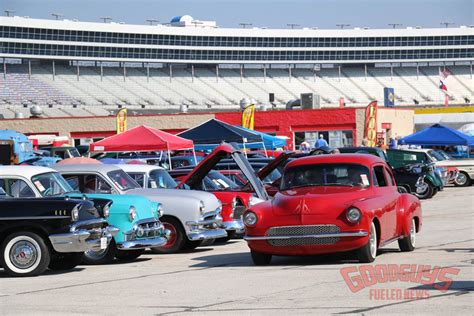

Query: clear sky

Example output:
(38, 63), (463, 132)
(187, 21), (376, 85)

(1, 0), (472, 29)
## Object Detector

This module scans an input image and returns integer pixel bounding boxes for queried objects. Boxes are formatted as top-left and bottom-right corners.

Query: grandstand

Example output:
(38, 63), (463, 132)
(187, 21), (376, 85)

(0, 16), (473, 117)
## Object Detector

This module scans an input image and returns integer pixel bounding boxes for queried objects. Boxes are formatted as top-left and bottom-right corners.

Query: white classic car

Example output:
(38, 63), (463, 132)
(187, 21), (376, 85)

(53, 164), (227, 253)
(411, 149), (473, 186)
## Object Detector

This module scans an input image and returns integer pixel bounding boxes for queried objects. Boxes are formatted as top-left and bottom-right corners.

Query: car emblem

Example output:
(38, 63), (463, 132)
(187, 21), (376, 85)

(294, 199), (310, 215)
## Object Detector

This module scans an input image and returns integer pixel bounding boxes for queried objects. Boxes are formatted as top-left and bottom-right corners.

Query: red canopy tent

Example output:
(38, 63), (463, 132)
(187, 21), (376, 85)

(89, 125), (195, 169)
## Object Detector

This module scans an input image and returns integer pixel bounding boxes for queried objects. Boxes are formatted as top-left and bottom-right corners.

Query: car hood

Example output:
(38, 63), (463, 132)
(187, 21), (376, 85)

(178, 143), (268, 201)
(256, 151), (294, 181)
(126, 188), (221, 212)
(272, 186), (372, 216)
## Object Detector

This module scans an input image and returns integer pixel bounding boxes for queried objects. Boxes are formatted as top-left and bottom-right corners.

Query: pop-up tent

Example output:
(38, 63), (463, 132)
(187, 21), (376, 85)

(399, 124), (474, 147)
(89, 125), (195, 168)
(233, 125), (287, 149)
(178, 119), (264, 150)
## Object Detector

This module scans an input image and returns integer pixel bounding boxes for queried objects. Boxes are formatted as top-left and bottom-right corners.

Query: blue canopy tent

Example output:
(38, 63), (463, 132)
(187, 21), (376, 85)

(178, 119), (265, 151)
(233, 125), (287, 149)
(399, 124), (474, 157)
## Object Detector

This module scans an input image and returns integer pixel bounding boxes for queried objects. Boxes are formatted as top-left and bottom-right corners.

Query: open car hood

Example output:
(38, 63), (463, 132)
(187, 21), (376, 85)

(256, 151), (294, 181)
(178, 143), (269, 200)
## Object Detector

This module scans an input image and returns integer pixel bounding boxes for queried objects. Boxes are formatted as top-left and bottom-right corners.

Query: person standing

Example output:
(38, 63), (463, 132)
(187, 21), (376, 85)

(300, 139), (311, 153)
(315, 134), (329, 149)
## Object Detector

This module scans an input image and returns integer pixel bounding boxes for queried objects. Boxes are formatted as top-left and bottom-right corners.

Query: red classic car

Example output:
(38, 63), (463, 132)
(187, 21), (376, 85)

(175, 144), (269, 240)
(244, 154), (422, 265)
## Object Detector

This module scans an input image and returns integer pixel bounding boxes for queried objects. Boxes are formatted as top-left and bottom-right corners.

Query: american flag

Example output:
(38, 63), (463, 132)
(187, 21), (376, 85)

(439, 68), (453, 79)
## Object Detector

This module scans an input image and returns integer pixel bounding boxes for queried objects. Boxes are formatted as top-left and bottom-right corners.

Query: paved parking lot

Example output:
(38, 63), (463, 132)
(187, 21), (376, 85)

(1, 186), (473, 315)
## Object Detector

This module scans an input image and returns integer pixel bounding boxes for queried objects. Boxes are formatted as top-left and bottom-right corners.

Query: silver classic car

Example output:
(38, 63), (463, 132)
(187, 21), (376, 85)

(53, 164), (227, 253)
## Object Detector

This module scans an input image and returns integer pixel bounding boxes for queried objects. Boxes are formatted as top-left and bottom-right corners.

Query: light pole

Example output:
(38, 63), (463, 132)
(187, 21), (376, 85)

(336, 24), (350, 29)
(146, 19), (159, 25)
(440, 22), (454, 28)
(100, 16), (112, 23)
(388, 23), (402, 29)
(51, 13), (63, 20)
(287, 23), (300, 29)
(238, 23), (252, 28)
(4, 10), (15, 17)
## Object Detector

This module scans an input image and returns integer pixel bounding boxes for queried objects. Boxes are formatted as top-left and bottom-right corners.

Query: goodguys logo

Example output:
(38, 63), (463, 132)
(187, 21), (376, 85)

(294, 199), (310, 215)
(340, 264), (460, 300)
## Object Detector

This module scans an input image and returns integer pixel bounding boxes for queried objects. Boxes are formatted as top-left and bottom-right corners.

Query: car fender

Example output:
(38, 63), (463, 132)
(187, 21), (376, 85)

(396, 193), (422, 237)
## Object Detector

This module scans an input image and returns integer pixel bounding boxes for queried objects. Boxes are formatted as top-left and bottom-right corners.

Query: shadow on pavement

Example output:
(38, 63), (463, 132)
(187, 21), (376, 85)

(0, 267), (85, 278)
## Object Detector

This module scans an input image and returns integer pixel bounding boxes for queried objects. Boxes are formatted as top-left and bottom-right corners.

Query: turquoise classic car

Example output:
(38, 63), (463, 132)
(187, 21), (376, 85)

(0, 165), (169, 264)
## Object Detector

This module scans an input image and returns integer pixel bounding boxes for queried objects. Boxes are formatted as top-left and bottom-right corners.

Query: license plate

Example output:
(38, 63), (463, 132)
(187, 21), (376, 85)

(100, 237), (108, 250)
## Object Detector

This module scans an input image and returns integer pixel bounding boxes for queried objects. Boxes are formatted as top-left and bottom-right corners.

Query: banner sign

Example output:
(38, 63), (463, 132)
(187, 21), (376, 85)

(383, 87), (395, 107)
(364, 101), (378, 147)
(116, 108), (127, 134)
(242, 104), (255, 130)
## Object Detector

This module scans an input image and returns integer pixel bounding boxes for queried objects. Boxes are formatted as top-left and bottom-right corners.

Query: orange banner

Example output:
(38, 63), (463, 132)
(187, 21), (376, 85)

(364, 101), (378, 147)
(242, 104), (255, 130)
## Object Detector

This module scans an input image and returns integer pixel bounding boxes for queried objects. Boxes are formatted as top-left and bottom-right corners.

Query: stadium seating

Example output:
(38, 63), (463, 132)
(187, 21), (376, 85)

(1, 63), (472, 117)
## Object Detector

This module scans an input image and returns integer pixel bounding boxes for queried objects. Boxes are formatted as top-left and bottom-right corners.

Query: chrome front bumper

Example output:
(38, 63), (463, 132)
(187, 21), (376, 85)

(117, 236), (169, 250)
(222, 219), (244, 233)
(244, 230), (368, 241)
(187, 228), (228, 241)
(49, 219), (119, 253)
(185, 210), (227, 240)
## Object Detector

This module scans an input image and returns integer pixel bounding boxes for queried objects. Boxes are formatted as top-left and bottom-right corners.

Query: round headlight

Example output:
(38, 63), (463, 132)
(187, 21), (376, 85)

(71, 205), (80, 222)
(128, 206), (137, 222)
(136, 225), (145, 238)
(199, 200), (205, 214)
(103, 203), (111, 218)
(156, 204), (163, 218)
(243, 211), (258, 227)
(346, 207), (362, 223)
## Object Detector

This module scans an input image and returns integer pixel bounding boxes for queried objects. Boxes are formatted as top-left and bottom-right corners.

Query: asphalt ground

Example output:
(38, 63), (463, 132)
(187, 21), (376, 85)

(1, 186), (473, 315)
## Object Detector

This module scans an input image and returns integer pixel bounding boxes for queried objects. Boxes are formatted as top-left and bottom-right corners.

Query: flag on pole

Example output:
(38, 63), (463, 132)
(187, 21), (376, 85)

(439, 68), (452, 79)
(242, 104), (255, 130)
(439, 80), (448, 92)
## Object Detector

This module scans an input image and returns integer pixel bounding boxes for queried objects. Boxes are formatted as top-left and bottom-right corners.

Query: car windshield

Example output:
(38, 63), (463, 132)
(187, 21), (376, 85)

(435, 150), (451, 160)
(149, 169), (177, 189)
(262, 168), (282, 184)
(428, 150), (447, 161)
(31, 172), (75, 196)
(281, 163), (371, 190)
(107, 170), (140, 191)
(207, 170), (239, 190)
(69, 148), (81, 158)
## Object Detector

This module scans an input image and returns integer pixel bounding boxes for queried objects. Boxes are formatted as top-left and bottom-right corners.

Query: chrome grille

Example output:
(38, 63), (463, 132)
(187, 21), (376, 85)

(233, 206), (246, 220)
(138, 221), (162, 238)
(266, 225), (340, 247)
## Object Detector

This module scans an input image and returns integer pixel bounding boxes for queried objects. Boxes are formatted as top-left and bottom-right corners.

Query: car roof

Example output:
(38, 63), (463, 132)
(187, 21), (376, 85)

(286, 154), (386, 169)
(53, 163), (121, 173)
(0, 165), (56, 178)
(118, 164), (164, 172)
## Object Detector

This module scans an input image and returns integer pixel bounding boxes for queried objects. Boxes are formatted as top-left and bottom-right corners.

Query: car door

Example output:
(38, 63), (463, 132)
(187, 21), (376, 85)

(372, 165), (398, 242)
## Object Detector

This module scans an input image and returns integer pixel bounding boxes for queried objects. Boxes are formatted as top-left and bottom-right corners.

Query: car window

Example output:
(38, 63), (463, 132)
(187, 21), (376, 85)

(128, 173), (145, 187)
(31, 172), (74, 196)
(384, 167), (395, 186)
(0, 178), (36, 198)
(62, 173), (112, 194)
(107, 170), (140, 191)
(149, 169), (177, 189)
(373, 166), (387, 187)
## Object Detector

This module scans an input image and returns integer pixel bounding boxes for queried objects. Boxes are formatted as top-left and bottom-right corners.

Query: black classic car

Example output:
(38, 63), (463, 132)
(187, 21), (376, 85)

(0, 195), (118, 277)
(338, 147), (441, 199)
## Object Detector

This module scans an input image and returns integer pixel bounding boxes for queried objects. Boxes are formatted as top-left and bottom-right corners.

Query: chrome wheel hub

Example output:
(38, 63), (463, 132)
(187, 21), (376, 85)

(456, 173), (467, 185)
(369, 224), (377, 258)
(10, 241), (37, 269)
(85, 248), (107, 259)
(410, 220), (416, 247)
